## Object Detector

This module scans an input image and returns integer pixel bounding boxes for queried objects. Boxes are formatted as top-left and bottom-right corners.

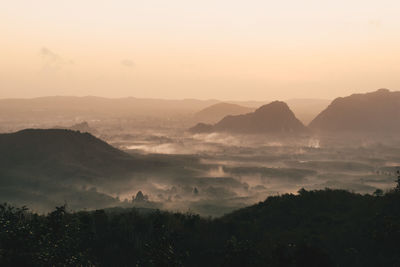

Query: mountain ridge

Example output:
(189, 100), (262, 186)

(309, 89), (400, 132)
(190, 101), (307, 134)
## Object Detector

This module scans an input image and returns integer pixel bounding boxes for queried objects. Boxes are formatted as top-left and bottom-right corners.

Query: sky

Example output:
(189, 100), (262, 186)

(1, 0), (400, 100)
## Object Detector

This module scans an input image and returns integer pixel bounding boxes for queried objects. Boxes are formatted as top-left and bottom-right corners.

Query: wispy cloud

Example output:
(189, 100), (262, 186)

(39, 47), (73, 72)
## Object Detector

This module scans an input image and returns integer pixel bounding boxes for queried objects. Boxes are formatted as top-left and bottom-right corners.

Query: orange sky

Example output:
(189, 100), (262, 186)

(1, 0), (400, 100)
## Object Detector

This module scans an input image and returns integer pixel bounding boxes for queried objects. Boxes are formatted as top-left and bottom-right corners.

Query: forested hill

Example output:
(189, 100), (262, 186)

(2, 188), (400, 266)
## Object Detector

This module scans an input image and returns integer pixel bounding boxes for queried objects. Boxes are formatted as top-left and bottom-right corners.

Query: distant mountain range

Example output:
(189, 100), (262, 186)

(0, 96), (328, 126)
(309, 89), (400, 132)
(190, 101), (307, 134)
(190, 89), (400, 134)
(0, 96), (220, 120)
(2, 89), (400, 135)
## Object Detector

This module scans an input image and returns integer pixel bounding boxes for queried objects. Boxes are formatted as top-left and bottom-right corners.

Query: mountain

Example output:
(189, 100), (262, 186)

(193, 102), (254, 124)
(309, 89), (400, 132)
(189, 101), (307, 134)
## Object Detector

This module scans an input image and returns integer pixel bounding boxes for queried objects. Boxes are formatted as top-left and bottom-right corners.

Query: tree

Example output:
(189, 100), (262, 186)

(373, 189), (384, 197)
(134, 191), (149, 202)
(395, 170), (400, 192)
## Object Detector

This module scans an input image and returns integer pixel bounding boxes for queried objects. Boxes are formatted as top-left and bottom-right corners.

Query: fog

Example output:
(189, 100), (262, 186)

(1, 96), (399, 217)
(105, 130), (397, 216)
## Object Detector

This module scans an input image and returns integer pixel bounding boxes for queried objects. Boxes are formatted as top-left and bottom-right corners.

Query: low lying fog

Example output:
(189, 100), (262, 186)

(2, 117), (399, 217)
(102, 130), (399, 216)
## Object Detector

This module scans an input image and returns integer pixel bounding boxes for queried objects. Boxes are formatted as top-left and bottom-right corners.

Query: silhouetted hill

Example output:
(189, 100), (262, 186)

(189, 101), (307, 134)
(193, 102), (254, 124)
(0, 129), (131, 173)
(0, 129), (173, 210)
(3, 188), (400, 266)
(309, 89), (400, 132)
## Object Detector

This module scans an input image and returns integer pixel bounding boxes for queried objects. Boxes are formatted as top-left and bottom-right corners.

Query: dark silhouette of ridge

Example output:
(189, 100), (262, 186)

(0, 129), (127, 166)
(189, 101), (307, 134)
(309, 89), (400, 132)
(0, 129), (169, 183)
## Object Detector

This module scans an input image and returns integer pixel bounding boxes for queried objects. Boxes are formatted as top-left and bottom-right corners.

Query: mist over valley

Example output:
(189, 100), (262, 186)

(1, 89), (399, 218)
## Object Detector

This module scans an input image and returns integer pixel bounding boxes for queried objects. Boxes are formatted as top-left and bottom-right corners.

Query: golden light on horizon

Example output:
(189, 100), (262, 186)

(1, 0), (400, 100)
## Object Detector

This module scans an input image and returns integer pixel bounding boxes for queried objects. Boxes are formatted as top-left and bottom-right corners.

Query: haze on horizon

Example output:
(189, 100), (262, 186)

(1, 0), (400, 100)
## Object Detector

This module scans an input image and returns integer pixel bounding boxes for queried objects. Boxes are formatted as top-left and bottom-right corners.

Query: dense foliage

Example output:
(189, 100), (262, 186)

(1, 188), (400, 266)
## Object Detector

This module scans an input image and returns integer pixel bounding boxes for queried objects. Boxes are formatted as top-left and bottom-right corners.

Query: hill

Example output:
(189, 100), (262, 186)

(193, 102), (254, 124)
(0, 129), (132, 174)
(189, 101), (307, 134)
(0, 129), (172, 211)
(309, 89), (400, 132)
(2, 188), (400, 266)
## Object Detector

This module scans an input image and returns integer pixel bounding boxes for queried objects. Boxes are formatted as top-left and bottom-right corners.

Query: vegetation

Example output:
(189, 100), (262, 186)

(1, 187), (400, 266)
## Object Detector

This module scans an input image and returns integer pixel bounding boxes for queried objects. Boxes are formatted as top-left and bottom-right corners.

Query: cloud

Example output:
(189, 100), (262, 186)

(39, 47), (73, 72)
(121, 59), (135, 68)
(40, 47), (61, 61)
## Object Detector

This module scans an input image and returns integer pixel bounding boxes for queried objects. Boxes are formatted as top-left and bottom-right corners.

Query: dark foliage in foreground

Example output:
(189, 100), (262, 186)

(1, 188), (400, 266)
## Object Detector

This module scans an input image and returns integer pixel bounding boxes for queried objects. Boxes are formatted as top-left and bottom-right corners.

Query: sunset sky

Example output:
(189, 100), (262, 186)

(1, 0), (400, 100)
